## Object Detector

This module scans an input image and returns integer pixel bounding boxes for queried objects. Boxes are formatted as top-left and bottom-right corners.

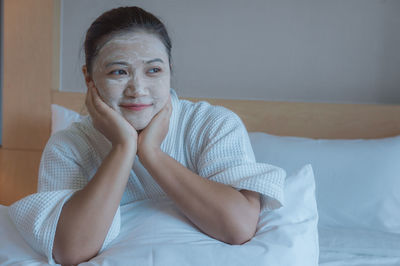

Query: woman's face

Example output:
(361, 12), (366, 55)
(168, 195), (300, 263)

(88, 31), (171, 130)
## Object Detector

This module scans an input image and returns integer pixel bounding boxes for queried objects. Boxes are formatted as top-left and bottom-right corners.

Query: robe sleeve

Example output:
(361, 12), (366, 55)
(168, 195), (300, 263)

(8, 132), (121, 264)
(194, 107), (286, 212)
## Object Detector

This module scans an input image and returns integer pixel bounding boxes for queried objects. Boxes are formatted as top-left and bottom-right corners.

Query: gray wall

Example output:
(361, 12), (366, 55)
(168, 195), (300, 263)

(60, 0), (400, 104)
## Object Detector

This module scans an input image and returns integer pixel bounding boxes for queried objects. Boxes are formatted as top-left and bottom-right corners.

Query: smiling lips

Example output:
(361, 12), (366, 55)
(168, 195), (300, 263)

(120, 103), (153, 111)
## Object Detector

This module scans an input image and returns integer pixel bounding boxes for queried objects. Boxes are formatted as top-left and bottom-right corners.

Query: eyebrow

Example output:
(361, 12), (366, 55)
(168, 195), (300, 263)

(105, 61), (129, 68)
(105, 58), (164, 68)
(144, 58), (164, 64)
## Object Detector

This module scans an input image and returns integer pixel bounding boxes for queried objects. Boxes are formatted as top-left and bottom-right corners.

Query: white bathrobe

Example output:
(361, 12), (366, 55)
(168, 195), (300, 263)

(8, 89), (286, 264)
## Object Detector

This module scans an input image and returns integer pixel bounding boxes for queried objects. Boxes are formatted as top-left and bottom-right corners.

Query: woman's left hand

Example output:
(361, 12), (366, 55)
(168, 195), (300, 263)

(137, 94), (172, 161)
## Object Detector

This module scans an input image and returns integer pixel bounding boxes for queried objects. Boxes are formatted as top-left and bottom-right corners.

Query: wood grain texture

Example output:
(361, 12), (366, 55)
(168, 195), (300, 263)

(2, 0), (54, 150)
(187, 98), (400, 139)
(52, 91), (88, 115)
(52, 91), (400, 139)
(0, 149), (41, 205)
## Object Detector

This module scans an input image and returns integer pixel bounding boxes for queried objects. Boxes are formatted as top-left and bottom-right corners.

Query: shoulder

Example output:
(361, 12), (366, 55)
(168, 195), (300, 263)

(169, 88), (244, 134)
(175, 98), (247, 149)
(47, 117), (89, 148)
(178, 99), (244, 132)
(44, 116), (108, 160)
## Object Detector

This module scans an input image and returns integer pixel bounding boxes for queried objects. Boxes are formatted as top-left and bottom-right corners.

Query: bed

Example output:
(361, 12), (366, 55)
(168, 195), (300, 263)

(1, 91), (400, 265)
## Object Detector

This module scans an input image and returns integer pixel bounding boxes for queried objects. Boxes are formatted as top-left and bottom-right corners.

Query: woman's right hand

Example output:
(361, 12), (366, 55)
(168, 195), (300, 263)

(85, 82), (138, 150)
(55, 82), (138, 265)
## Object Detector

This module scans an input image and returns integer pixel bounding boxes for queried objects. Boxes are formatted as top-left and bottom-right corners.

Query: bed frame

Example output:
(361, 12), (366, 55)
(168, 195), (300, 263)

(52, 91), (400, 139)
(0, 86), (399, 207)
(0, 85), (398, 210)
(1, 0), (400, 206)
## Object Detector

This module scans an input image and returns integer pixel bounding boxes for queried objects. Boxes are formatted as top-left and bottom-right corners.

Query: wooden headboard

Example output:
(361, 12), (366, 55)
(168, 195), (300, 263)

(52, 91), (400, 139)
(1, 91), (399, 206)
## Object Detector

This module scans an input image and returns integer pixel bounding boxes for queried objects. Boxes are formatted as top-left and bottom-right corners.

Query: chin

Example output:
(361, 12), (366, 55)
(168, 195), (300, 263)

(129, 119), (150, 131)
(120, 110), (153, 131)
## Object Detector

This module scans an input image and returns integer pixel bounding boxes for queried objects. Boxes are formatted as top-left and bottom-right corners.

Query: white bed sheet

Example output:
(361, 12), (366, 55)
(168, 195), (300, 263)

(0, 205), (45, 265)
(319, 251), (400, 266)
(0, 198), (315, 266)
(2, 203), (399, 266)
(319, 227), (400, 266)
(0, 164), (319, 265)
(84, 199), (308, 266)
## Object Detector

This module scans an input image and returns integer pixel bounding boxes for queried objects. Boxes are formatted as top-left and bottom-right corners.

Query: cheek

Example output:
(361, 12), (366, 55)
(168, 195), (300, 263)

(156, 77), (170, 89)
(147, 74), (170, 93)
(95, 79), (126, 106)
(146, 76), (168, 87)
(150, 77), (170, 99)
(152, 89), (170, 114)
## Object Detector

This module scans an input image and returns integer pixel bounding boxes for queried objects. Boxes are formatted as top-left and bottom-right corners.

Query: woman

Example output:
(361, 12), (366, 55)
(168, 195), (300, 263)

(9, 6), (285, 265)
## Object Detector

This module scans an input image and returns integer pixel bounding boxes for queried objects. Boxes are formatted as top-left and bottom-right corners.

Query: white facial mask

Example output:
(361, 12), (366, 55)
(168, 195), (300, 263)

(89, 32), (171, 130)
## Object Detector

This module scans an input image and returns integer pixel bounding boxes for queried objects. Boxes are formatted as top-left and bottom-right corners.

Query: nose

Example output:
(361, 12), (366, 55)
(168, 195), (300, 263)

(124, 74), (147, 97)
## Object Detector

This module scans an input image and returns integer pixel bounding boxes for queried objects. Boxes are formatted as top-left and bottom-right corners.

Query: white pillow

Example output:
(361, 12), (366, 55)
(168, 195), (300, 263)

(0, 164), (318, 265)
(249, 132), (400, 234)
(51, 104), (82, 135)
(92, 164), (319, 266)
(0, 205), (45, 265)
(44, 105), (319, 264)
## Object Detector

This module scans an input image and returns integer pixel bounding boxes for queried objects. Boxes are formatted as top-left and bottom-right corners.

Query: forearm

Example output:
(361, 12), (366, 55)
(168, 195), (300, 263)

(140, 149), (260, 245)
(53, 143), (135, 265)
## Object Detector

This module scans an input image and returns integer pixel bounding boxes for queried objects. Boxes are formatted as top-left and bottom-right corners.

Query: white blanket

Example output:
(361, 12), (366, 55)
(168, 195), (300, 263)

(319, 252), (400, 266)
(319, 227), (400, 266)
(0, 165), (318, 266)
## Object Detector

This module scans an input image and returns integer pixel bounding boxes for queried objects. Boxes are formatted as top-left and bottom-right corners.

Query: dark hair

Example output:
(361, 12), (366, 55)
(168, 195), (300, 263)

(84, 6), (172, 75)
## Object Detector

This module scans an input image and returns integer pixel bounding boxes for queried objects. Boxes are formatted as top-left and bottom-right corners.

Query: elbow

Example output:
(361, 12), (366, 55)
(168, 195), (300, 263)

(54, 251), (96, 266)
(53, 226), (102, 265)
(53, 241), (98, 265)
(221, 205), (259, 245)
(225, 228), (256, 245)
(222, 217), (258, 245)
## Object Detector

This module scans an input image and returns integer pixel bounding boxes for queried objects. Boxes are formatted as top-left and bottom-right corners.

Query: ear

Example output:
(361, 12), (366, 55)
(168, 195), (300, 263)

(82, 65), (93, 88)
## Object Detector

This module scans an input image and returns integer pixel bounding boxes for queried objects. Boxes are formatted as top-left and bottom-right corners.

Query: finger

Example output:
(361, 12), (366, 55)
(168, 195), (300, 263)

(87, 84), (101, 116)
(163, 94), (172, 116)
(166, 95), (172, 114)
(93, 85), (118, 115)
(90, 83), (103, 112)
(154, 103), (169, 120)
(158, 95), (172, 112)
(85, 84), (97, 118)
(85, 83), (90, 108)
(90, 83), (114, 117)
(87, 84), (106, 122)
(151, 97), (172, 126)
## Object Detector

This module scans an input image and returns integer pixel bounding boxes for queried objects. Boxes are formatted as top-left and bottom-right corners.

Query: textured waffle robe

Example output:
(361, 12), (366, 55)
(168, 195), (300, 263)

(8, 89), (286, 264)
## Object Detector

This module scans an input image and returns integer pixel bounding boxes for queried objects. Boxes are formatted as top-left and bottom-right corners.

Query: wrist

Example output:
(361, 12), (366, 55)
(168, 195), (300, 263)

(138, 146), (163, 167)
(113, 141), (137, 157)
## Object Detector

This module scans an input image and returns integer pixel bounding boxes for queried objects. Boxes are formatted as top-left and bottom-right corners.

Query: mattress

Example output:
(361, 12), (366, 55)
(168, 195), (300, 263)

(319, 227), (400, 266)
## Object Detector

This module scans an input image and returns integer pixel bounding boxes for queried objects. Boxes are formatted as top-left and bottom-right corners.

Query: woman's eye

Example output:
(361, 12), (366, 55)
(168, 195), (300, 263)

(110, 69), (127, 75)
(148, 68), (161, 74)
